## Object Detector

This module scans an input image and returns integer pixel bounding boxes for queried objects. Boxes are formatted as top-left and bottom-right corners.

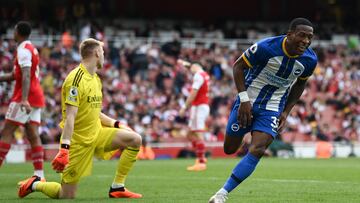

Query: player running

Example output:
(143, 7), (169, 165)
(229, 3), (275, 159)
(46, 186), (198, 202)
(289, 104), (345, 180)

(18, 38), (142, 199)
(0, 21), (46, 180)
(209, 18), (317, 203)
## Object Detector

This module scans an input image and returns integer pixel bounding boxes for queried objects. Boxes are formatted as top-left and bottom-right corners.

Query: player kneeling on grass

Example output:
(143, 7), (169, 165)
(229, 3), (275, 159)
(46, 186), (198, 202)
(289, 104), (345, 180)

(18, 38), (142, 199)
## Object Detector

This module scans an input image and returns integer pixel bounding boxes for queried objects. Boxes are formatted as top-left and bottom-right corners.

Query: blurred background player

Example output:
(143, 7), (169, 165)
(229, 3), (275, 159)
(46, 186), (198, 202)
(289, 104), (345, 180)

(209, 18), (317, 202)
(178, 59), (210, 171)
(18, 38), (142, 199)
(0, 21), (45, 180)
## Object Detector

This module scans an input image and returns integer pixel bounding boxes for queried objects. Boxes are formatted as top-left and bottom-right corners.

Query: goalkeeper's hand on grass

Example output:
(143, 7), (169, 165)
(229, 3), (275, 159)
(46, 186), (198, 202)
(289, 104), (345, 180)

(51, 148), (69, 173)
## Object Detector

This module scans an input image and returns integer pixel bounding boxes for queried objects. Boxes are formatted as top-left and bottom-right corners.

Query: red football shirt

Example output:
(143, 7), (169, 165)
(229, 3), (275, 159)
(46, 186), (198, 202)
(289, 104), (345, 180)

(191, 71), (210, 106)
(12, 40), (45, 107)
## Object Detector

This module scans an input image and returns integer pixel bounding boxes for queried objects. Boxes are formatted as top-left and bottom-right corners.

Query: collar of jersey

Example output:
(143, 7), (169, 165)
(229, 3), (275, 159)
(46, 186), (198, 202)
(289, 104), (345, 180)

(17, 40), (31, 49)
(282, 37), (299, 58)
(79, 63), (94, 77)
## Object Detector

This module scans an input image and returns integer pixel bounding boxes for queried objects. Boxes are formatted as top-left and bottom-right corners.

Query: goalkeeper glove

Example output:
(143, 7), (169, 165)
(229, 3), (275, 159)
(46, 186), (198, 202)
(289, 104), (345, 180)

(51, 144), (69, 172)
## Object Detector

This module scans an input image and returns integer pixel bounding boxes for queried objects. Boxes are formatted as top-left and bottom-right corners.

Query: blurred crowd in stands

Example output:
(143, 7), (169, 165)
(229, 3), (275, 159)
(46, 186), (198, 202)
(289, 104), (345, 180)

(1, 0), (359, 41)
(0, 21), (359, 146)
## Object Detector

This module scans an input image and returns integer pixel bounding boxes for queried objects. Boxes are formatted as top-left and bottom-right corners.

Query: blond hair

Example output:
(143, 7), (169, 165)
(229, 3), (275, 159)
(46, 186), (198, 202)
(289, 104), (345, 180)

(79, 38), (104, 59)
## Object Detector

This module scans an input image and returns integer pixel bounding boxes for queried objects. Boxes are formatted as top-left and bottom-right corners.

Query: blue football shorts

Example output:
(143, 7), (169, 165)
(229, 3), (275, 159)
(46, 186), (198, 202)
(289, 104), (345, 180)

(226, 96), (281, 138)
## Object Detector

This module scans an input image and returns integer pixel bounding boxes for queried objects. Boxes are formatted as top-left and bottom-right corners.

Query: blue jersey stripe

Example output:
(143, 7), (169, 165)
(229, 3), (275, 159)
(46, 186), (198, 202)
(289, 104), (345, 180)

(281, 58), (295, 79)
(254, 85), (272, 107)
(279, 87), (290, 112)
(275, 57), (289, 78)
(259, 85), (278, 109)
(254, 85), (278, 109)
(245, 67), (264, 89)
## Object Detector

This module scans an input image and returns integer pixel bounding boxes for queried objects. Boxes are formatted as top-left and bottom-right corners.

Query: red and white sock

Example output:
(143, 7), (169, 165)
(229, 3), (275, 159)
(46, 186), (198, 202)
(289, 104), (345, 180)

(0, 141), (11, 167)
(31, 146), (45, 178)
(195, 140), (206, 164)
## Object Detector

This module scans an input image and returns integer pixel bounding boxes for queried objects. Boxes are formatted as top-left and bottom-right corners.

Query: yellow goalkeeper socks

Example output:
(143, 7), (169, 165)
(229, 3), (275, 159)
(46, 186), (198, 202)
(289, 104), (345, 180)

(113, 147), (139, 185)
(34, 181), (61, 199)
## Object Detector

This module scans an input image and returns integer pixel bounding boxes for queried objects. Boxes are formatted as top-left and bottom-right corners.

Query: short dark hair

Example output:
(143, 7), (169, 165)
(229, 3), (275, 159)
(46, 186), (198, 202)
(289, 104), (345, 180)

(15, 21), (32, 37)
(289, 18), (313, 31)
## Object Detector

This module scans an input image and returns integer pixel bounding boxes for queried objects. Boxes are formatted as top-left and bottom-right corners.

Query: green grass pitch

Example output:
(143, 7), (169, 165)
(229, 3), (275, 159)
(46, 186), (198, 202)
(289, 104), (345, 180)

(1, 158), (359, 202)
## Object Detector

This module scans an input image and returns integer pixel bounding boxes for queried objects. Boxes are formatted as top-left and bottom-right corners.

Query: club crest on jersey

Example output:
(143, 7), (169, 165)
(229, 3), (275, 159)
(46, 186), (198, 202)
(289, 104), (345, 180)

(231, 123), (240, 132)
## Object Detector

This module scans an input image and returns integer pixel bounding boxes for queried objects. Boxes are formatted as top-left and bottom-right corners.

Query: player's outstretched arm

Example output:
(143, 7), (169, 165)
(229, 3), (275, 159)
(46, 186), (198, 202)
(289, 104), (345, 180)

(233, 56), (252, 128)
(278, 78), (308, 132)
(52, 104), (78, 172)
(0, 71), (15, 82)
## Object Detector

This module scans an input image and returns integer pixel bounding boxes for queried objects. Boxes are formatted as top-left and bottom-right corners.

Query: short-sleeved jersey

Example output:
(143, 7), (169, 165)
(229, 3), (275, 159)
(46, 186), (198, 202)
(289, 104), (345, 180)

(191, 71), (210, 106)
(60, 63), (103, 145)
(12, 40), (45, 107)
(241, 35), (317, 112)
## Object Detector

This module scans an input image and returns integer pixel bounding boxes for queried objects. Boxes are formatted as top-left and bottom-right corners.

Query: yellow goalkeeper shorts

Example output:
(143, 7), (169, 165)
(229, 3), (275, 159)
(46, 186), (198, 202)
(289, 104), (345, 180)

(61, 127), (118, 184)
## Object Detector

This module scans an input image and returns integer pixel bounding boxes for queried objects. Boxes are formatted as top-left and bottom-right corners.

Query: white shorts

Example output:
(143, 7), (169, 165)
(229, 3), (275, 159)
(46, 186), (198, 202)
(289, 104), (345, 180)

(189, 104), (210, 131)
(5, 102), (42, 126)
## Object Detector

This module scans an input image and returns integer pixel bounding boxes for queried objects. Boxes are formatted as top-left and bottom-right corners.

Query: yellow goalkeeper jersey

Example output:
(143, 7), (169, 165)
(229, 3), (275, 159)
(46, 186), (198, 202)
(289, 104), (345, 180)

(60, 63), (103, 146)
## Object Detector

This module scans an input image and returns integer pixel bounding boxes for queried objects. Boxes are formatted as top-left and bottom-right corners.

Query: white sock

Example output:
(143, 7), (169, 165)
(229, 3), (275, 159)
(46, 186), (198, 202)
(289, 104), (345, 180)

(34, 170), (45, 179)
(32, 181), (40, 191)
(111, 183), (124, 189)
(217, 188), (228, 195)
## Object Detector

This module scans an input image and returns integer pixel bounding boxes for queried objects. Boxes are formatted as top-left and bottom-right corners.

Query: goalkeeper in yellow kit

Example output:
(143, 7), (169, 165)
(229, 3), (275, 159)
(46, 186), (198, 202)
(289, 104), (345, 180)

(18, 38), (142, 199)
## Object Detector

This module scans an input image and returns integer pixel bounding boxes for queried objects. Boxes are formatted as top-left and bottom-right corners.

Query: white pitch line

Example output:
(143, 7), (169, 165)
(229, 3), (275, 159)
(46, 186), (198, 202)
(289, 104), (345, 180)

(253, 178), (355, 185)
(0, 173), (358, 185)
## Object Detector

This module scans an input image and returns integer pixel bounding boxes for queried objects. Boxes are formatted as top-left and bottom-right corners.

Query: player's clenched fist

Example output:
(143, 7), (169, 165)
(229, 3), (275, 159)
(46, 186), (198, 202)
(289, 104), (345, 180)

(51, 148), (69, 172)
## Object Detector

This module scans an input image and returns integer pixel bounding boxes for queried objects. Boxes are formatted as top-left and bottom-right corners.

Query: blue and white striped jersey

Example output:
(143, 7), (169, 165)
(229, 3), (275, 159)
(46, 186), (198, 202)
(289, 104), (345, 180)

(241, 35), (317, 113)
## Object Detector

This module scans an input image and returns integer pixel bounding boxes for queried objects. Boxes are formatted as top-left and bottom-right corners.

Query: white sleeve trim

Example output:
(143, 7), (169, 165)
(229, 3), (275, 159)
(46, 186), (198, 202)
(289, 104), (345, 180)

(192, 72), (204, 90)
(17, 47), (32, 68)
